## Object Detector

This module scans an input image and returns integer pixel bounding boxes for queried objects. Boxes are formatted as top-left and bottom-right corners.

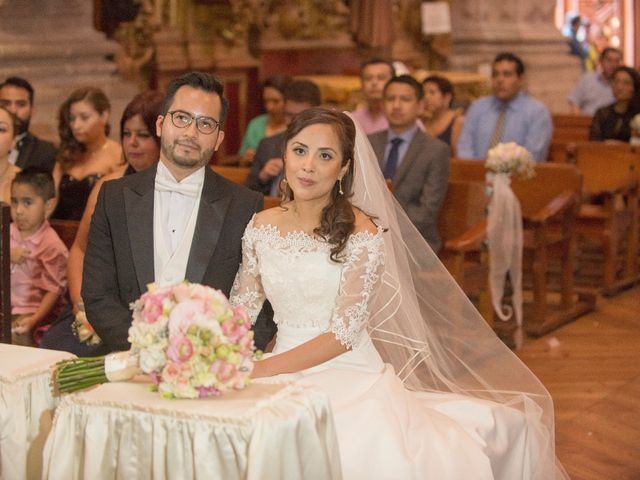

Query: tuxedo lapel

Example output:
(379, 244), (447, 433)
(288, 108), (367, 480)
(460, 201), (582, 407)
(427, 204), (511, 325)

(185, 168), (230, 284)
(124, 165), (156, 292)
(15, 134), (34, 168)
(394, 132), (424, 187)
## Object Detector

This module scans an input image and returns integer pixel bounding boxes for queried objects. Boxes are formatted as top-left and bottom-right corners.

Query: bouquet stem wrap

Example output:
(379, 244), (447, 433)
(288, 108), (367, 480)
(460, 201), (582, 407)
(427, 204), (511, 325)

(53, 352), (140, 394)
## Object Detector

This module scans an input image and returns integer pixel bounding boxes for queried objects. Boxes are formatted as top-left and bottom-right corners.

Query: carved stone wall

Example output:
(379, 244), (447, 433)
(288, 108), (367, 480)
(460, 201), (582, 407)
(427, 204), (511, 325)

(449, 0), (582, 113)
(0, 0), (138, 142)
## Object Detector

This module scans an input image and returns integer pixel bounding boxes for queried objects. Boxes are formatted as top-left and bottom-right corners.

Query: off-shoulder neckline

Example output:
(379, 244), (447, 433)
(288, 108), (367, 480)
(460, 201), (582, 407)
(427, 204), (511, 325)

(247, 214), (384, 245)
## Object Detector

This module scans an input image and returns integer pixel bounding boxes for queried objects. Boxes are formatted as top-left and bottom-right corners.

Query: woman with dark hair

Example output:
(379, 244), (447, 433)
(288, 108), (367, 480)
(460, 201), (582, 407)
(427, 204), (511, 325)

(0, 106), (20, 203)
(590, 66), (640, 141)
(230, 107), (566, 479)
(41, 90), (164, 355)
(51, 87), (122, 220)
(421, 75), (464, 154)
(238, 74), (292, 163)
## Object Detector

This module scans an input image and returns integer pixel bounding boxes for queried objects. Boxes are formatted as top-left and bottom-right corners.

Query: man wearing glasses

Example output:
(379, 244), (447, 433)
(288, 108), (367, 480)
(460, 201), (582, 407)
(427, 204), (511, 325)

(82, 71), (265, 353)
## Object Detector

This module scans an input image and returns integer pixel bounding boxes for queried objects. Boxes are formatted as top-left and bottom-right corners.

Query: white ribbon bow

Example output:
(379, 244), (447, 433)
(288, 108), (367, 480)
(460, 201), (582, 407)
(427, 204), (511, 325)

(154, 171), (201, 197)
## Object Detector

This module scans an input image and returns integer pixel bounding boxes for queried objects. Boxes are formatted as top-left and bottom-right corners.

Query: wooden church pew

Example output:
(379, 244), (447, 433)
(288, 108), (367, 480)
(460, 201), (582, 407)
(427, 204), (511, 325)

(572, 142), (640, 295)
(548, 114), (592, 163)
(437, 180), (492, 326)
(449, 159), (595, 337)
(211, 165), (251, 186)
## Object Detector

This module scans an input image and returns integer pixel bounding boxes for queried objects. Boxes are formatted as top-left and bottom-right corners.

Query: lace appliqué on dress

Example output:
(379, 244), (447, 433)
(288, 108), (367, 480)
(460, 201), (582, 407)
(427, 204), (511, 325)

(329, 233), (384, 349)
(230, 218), (385, 349)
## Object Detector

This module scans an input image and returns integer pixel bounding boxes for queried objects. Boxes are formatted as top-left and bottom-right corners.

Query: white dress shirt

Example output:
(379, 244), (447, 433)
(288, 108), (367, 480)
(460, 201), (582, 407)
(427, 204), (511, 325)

(153, 161), (204, 286)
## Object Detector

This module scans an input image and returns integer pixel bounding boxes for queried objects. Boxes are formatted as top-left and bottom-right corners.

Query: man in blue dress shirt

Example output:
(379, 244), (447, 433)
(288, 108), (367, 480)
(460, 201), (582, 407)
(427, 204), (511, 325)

(457, 52), (552, 162)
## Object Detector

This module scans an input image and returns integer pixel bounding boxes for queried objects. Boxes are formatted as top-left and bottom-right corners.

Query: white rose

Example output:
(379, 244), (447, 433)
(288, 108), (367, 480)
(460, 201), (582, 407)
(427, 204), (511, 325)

(139, 346), (167, 373)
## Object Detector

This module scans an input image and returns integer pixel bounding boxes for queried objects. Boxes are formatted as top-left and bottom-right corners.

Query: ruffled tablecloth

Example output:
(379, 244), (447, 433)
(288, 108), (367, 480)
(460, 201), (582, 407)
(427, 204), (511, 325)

(0, 344), (75, 480)
(42, 376), (342, 480)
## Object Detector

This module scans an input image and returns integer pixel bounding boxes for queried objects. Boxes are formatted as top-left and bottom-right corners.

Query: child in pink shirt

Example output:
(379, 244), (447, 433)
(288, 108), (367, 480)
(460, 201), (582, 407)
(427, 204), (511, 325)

(10, 168), (68, 346)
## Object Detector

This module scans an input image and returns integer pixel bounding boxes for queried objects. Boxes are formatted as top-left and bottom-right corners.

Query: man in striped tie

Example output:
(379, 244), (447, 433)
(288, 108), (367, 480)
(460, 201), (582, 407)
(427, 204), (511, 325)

(457, 52), (552, 162)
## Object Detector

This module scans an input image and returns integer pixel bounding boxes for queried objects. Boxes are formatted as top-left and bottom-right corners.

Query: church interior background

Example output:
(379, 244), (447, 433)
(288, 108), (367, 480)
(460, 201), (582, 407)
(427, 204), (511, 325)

(1, 2), (639, 477)
(0, 0), (637, 160)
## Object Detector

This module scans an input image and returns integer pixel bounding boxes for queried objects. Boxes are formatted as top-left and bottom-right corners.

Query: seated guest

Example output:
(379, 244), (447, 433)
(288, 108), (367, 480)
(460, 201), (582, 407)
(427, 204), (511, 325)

(351, 58), (396, 134)
(238, 74), (291, 163)
(51, 87), (122, 220)
(40, 91), (163, 356)
(0, 106), (20, 204)
(421, 75), (464, 156)
(568, 47), (622, 115)
(368, 75), (450, 252)
(589, 66), (640, 142)
(457, 52), (552, 162)
(0, 76), (57, 173)
(246, 79), (321, 196)
(10, 168), (68, 346)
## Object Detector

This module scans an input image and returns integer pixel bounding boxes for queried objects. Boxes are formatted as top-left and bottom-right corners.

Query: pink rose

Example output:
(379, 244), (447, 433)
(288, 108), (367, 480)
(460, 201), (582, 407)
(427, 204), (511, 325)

(167, 335), (194, 363)
(169, 299), (206, 335)
(171, 283), (192, 303)
(142, 297), (163, 324)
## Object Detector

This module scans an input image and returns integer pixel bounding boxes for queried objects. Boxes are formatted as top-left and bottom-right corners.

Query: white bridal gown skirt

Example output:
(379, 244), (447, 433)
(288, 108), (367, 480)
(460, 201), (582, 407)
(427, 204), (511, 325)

(272, 326), (539, 480)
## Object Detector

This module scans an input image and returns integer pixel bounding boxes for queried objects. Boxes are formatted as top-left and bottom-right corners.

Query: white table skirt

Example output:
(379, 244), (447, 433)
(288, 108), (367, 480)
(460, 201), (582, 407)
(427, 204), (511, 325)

(0, 344), (75, 480)
(42, 376), (342, 480)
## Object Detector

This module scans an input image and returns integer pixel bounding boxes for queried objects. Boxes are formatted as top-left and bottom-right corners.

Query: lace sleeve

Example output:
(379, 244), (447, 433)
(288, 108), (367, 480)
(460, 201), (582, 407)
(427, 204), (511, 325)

(230, 225), (265, 324)
(329, 232), (385, 349)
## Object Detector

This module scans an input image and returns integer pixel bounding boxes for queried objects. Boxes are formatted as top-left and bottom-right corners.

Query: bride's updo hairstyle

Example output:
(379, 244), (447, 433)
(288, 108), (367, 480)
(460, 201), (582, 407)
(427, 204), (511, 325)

(281, 107), (356, 262)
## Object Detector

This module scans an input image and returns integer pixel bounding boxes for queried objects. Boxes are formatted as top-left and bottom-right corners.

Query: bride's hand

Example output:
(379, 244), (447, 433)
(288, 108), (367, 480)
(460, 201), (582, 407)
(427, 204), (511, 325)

(250, 360), (269, 379)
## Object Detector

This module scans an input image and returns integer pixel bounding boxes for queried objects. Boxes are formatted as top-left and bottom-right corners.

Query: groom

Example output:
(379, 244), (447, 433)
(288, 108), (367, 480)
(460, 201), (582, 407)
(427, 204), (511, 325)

(83, 72), (270, 353)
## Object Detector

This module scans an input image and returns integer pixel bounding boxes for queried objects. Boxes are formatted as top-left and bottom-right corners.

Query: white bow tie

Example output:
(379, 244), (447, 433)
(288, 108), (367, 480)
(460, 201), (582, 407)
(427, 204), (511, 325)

(154, 173), (201, 197)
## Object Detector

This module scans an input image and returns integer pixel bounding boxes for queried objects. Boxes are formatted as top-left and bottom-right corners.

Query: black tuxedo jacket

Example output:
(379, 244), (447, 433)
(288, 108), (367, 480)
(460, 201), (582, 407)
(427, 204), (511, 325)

(82, 163), (263, 352)
(16, 132), (57, 173)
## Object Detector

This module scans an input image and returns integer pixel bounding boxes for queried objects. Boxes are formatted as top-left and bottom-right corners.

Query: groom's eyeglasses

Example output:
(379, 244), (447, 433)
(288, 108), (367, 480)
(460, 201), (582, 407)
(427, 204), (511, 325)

(167, 110), (220, 134)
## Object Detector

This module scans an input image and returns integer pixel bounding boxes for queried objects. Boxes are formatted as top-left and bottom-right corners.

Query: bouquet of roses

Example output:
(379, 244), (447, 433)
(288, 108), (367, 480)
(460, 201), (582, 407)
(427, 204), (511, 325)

(485, 142), (536, 180)
(53, 282), (255, 399)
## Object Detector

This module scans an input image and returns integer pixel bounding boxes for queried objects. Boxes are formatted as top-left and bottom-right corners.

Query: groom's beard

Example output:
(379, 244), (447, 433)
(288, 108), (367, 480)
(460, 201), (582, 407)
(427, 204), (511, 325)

(161, 137), (214, 170)
(15, 116), (29, 136)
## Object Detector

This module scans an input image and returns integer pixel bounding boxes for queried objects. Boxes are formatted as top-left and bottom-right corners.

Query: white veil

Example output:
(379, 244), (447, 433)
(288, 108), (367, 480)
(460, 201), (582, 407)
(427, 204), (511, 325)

(347, 115), (567, 479)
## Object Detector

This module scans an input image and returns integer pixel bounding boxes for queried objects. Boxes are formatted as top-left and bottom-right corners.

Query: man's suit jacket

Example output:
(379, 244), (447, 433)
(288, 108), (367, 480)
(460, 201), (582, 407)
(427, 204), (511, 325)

(16, 132), (57, 173)
(246, 132), (285, 196)
(368, 129), (451, 252)
(82, 163), (264, 352)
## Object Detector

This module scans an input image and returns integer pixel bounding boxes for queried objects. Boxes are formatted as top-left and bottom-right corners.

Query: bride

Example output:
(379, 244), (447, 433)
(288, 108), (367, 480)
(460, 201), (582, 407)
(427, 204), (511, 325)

(231, 107), (567, 479)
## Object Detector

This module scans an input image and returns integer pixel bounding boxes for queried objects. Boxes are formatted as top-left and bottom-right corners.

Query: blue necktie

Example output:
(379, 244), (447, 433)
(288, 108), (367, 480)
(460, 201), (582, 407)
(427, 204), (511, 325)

(384, 137), (404, 180)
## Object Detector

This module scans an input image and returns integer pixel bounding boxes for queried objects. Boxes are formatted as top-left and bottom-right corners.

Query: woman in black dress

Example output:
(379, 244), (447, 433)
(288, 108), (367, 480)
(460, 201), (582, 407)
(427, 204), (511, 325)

(51, 87), (122, 220)
(589, 66), (640, 142)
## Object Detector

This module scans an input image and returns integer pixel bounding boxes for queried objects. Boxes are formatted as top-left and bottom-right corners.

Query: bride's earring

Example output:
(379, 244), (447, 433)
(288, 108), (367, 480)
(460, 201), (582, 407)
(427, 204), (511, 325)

(338, 178), (344, 195)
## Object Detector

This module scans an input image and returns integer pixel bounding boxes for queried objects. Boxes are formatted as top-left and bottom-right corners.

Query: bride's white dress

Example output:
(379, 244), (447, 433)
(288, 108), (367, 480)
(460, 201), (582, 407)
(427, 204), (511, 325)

(231, 219), (540, 480)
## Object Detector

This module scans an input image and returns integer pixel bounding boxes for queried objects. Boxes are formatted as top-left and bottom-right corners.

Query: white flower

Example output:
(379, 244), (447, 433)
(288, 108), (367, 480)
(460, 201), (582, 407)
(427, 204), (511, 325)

(485, 142), (535, 179)
(139, 346), (168, 373)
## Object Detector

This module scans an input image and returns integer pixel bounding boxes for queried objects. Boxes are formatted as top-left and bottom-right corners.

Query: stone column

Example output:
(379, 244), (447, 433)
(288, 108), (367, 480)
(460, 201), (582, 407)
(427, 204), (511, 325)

(0, 0), (137, 141)
(449, 0), (582, 113)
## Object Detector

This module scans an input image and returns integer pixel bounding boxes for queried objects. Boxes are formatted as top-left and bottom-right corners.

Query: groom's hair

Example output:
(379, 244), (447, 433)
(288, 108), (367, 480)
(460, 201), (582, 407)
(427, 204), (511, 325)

(161, 71), (230, 129)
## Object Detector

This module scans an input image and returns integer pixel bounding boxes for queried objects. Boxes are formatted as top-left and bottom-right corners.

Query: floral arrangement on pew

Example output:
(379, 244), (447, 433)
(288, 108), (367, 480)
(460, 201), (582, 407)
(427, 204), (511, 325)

(485, 142), (535, 180)
(484, 142), (535, 348)
(53, 282), (256, 399)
